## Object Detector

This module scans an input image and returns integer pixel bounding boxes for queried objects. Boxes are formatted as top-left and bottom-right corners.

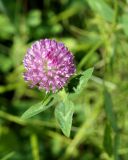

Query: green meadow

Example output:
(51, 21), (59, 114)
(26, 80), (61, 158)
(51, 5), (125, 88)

(0, 0), (128, 160)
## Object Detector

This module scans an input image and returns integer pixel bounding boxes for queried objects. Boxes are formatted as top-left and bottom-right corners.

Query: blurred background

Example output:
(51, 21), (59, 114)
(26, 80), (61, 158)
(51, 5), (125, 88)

(0, 0), (128, 159)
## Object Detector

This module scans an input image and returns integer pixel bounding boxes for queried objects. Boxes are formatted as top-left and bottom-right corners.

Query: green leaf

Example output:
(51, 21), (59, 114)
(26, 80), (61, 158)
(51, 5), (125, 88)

(113, 133), (120, 160)
(1, 151), (15, 160)
(55, 99), (74, 137)
(74, 67), (94, 94)
(27, 10), (42, 27)
(120, 14), (128, 36)
(0, 14), (15, 39)
(66, 74), (82, 93)
(104, 88), (118, 132)
(103, 123), (113, 156)
(49, 1), (85, 23)
(21, 96), (54, 119)
(0, 55), (12, 72)
(87, 0), (114, 22)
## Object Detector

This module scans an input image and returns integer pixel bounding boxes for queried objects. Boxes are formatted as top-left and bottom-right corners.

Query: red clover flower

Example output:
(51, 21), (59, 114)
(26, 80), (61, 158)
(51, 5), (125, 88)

(23, 39), (76, 93)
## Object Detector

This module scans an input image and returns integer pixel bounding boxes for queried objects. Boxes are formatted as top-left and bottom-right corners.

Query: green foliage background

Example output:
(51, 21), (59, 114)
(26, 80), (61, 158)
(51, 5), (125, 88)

(0, 0), (128, 159)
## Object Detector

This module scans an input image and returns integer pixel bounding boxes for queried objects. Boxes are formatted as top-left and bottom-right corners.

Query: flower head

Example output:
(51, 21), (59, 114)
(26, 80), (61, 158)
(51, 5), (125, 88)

(23, 39), (76, 93)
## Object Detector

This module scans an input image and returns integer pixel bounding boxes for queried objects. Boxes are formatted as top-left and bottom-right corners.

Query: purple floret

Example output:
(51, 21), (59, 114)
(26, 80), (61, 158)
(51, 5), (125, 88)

(23, 39), (76, 93)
